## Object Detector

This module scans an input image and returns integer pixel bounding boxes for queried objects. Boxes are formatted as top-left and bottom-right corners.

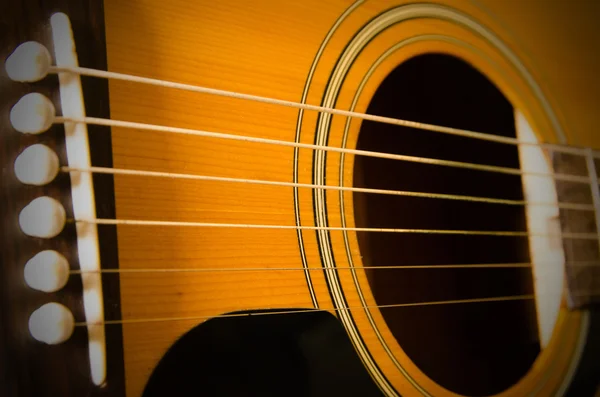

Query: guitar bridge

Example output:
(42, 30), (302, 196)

(7, 12), (107, 386)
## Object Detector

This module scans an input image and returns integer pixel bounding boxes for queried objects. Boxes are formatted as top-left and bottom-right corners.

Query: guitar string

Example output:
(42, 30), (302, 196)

(51, 68), (599, 242)
(55, 116), (592, 185)
(74, 294), (536, 327)
(72, 218), (597, 240)
(47, 65), (598, 157)
(56, 124), (595, 266)
(69, 260), (598, 274)
(61, 166), (595, 211)
(71, 264), (532, 274)
(48, 69), (599, 316)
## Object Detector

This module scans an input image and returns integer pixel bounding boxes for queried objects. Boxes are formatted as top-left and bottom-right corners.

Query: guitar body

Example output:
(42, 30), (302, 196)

(2, 0), (600, 396)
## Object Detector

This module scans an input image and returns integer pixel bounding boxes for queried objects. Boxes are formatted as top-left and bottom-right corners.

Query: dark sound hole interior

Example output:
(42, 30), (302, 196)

(352, 54), (540, 396)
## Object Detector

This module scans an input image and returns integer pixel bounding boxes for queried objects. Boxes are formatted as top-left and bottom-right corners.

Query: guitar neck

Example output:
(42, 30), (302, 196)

(553, 149), (600, 308)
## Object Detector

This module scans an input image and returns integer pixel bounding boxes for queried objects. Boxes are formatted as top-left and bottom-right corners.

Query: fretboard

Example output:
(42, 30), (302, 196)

(553, 150), (600, 309)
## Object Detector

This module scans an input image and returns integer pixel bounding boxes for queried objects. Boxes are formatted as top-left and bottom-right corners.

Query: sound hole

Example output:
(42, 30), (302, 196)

(353, 54), (540, 396)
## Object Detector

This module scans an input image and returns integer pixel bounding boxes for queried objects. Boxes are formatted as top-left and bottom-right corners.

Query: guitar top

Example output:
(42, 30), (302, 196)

(2, 1), (600, 396)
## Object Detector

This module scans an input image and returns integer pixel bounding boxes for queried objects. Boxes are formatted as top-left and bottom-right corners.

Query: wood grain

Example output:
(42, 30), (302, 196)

(3, 0), (600, 396)
(102, 0), (600, 396)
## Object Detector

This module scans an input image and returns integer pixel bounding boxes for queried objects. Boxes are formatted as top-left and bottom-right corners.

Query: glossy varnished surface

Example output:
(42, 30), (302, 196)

(102, 0), (600, 396)
(2, 0), (600, 396)
(103, 2), (337, 394)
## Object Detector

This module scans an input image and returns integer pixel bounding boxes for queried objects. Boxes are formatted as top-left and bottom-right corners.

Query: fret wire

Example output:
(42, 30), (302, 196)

(47, 65), (594, 156)
(572, 290), (600, 297)
(54, 116), (591, 185)
(580, 149), (600, 306)
(73, 218), (598, 239)
(62, 166), (595, 211)
(585, 148), (600, 247)
(74, 294), (535, 327)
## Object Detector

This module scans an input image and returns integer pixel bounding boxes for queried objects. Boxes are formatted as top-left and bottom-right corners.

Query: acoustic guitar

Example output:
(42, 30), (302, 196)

(2, 0), (599, 396)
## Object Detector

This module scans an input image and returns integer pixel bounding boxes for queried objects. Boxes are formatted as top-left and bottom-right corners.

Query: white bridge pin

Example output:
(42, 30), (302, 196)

(10, 93), (56, 135)
(24, 250), (70, 293)
(5, 41), (52, 83)
(14, 144), (60, 186)
(29, 302), (75, 345)
(19, 196), (66, 238)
